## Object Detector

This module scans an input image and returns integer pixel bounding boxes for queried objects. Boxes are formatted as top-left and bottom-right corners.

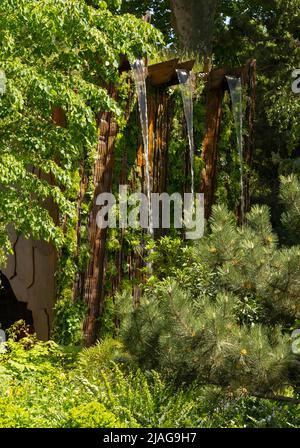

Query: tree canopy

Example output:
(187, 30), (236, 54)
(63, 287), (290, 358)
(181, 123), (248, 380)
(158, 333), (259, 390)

(0, 0), (161, 265)
(1, 0), (300, 426)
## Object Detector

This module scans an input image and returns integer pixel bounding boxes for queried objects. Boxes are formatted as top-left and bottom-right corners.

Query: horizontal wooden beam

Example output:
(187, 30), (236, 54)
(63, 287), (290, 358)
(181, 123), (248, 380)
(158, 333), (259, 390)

(166, 59), (196, 87)
(199, 59), (256, 90)
(119, 54), (196, 87)
(148, 58), (196, 87)
(147, 58), (179, 86)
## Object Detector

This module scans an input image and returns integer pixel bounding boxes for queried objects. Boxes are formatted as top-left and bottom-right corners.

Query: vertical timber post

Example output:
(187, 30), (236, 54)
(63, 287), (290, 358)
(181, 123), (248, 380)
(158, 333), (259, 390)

(83, 92), (118, 346)
(200, 72), (224, 219)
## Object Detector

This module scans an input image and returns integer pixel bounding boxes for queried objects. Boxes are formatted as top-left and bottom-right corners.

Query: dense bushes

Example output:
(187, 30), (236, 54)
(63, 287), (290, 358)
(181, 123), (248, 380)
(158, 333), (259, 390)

(68, 402), (121, 428)
(1, 179), (300, 428)
(118, 200), (300, 396)
(0, 330), (299, 428)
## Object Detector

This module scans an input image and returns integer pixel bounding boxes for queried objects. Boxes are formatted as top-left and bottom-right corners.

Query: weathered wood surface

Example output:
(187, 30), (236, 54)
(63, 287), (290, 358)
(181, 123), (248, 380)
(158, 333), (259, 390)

(148, 59), (179, 86)
(168, 60), (196, 87)
(148, 59), (195, 87)
(201, 80), (224, 218)
(0, 107), (64, 340)
(2, 208), (57, 340)
(201, 59), (256, 219)
(82, 98), (119, 346)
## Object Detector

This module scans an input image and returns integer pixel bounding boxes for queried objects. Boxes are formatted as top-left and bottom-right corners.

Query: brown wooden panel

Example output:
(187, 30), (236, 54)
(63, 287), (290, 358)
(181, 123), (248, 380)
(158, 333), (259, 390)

(200, 86), (224, 218)
(200, 59), (256, 219)
(14, 237), (34, 289)
(148, 58), (179, 86)
(167, 59), (196, 86)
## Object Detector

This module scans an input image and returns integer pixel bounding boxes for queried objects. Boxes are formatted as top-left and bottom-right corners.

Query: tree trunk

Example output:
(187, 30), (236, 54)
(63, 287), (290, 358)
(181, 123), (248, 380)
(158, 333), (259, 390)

(170, 0), (218, 59)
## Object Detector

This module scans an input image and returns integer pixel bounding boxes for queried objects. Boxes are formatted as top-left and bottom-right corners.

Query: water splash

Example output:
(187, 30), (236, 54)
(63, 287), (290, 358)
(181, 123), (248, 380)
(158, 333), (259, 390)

(176, 69), (194, 198)
(226, 76), (244, 223)
(132, 59), (153, 235)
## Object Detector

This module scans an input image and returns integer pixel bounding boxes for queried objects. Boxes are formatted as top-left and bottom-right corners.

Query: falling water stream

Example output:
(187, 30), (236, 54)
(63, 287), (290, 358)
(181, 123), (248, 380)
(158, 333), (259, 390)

(132, 59), (153, 236)
(176, 69), (195, 198)
(226, 76), (245, 223)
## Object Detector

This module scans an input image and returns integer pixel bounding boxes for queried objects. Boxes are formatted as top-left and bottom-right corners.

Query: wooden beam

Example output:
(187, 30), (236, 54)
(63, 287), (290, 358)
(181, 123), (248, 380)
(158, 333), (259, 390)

(167, 59), (196, 86)
(148, 58), (196, 87)
(147, 58), (179, 86)
(200, 60), (256, 220)
(83, 89), (119, 346)
(200, 85), (224, 218)
(120, 56), (196, 87)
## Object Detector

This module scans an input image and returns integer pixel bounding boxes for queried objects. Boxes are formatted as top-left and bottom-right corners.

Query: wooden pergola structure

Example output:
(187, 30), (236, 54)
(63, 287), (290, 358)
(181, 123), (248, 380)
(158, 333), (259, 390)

(81, 56), (256, 345)
(1, 56), (256, 344)
(201, 59), (256, 219)
(81, 57), (197, 346)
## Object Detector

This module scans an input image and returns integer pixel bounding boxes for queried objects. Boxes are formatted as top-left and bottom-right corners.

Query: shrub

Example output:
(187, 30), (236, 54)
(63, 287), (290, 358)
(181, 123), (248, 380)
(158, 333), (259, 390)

(118, 205), (300, 396)
(68, 402), (120, 428)
(0, 399), (31, 428)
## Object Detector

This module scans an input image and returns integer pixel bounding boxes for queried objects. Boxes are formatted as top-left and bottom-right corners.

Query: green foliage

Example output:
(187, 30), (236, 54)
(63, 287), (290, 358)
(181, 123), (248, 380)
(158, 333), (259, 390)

(215, 91), (248, 211)
(68, 401), (120, 428)
(1, 322), (79, 371)
(214, 0), (300, 212)
(201, 204), (300, 326)
(0, 0), (163, 342)
(99, 296), (118, 339)
(120, 281), (294, 392)
(197, 393), (300, 428)
(0, 333), (299, 428)
(120, 0), (173, 47)
(78, 339), (130, 375)
(0, 0), (162, 333)
(52, 298), (87, 345)
(145, 236), (219, 301)
(147, 236), (190, 278)
(0, 399), (32, 428)
(88, 0), (122, 11)
(118, 204), (300, 395)
(280, 174), (300, 245)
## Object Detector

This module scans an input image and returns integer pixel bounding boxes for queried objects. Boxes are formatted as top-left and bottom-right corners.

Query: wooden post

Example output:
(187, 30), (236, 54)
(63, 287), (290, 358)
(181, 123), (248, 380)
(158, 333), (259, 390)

(200, 60), (256, 220)
(153, 88), (169, 196)
(83, 101), (118, 346)
(200, 71), (224, 218)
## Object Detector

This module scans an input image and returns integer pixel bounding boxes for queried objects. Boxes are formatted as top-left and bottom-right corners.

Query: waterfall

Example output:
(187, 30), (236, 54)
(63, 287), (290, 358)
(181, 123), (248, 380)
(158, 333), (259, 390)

(132, 59), (153, 235)
(226, 76), (244, 223)
(176, 69), (195, 198)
